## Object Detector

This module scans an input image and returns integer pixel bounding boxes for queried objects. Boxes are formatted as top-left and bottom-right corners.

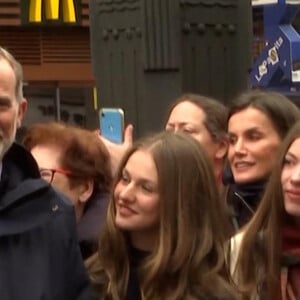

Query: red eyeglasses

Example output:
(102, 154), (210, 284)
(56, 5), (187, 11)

(39, 168), (74, 184)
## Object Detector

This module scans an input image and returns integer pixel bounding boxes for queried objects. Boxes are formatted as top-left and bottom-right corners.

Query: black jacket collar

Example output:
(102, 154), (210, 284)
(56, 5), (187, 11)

(0, 143), (56, 235)
(2, 142), (40, 180)
(0, 143), (50, 210)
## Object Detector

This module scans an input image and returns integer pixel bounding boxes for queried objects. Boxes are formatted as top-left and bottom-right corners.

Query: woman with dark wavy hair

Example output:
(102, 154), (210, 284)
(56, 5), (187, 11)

(87, 131), (237, 300)
(225, 89), (300, 229)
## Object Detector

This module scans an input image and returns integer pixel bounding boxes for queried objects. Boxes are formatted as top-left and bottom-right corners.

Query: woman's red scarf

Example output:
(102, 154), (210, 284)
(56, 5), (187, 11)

(281, 225), (300, 300)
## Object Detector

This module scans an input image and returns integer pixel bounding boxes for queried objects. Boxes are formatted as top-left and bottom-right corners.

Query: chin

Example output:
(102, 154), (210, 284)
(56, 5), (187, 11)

(233, 175), (259, 184)
(285, 203), (300, 218)
(115, 218), (133, 231)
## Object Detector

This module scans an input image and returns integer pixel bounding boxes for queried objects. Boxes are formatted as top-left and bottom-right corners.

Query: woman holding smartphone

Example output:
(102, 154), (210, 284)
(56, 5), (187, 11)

(99, 93), (228, 181)
(87, 132), (237, 300)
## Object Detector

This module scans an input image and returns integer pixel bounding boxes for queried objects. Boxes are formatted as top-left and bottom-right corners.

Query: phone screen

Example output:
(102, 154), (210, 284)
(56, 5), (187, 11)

(99, 108), (124, 144)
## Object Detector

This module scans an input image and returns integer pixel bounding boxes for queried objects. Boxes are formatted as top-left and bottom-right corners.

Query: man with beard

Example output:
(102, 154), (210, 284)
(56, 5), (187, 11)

(0, 48), (91, 299)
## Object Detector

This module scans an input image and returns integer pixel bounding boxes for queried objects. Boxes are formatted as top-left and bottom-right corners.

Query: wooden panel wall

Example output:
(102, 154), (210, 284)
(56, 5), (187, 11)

(0, 0), (20, 25)
(0, 27), (93, 81)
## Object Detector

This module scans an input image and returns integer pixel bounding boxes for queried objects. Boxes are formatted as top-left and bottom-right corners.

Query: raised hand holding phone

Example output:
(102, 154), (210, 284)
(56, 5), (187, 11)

(99, 108), (124, 144)
(98, 108), (133, 175)
(100, 124), (133, 175)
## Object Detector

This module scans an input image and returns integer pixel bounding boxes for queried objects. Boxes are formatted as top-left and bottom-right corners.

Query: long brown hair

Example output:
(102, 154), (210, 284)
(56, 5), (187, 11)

(234, 121), (300, 299)
(88, 131), (236, 299)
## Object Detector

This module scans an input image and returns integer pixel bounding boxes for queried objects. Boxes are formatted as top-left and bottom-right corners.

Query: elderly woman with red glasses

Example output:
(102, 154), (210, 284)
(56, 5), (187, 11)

(22, 122), (112, 260)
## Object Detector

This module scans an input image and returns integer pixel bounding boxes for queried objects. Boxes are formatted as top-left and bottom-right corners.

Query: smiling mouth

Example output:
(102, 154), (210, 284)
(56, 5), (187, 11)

(233, 162), (255, 169)
(286, 190), (300, 201)
(118, 204), (137, 216)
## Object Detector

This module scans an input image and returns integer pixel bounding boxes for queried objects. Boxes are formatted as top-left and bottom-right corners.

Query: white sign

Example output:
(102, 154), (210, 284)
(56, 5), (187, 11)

(286, 0), (300, 4)
(252, 0), (277, 5)
(252, 0), (300, 5)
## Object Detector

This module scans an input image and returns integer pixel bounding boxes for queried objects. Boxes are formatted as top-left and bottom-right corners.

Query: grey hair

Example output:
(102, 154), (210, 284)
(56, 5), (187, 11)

(0, 47), (23, 101)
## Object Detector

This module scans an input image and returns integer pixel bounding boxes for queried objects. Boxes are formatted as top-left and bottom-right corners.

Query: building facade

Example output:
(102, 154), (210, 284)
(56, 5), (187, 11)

(0, 0), (97, 130)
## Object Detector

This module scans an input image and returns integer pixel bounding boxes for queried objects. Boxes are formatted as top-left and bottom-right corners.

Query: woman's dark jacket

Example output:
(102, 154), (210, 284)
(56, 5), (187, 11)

(0, 143), (91, 300)
(223, 167), (266, 230)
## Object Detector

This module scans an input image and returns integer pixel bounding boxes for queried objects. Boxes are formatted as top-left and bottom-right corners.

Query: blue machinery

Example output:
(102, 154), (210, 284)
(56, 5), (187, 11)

(250, 0), (300, 92)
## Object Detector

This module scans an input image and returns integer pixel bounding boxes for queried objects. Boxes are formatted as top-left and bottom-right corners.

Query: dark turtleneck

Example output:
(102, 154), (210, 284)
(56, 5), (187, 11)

(126, 247), (149, 300)
(223, 166), (267, 228)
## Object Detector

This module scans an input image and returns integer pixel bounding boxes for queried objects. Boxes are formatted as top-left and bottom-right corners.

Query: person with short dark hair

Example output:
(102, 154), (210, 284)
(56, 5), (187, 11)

(165, 93), (228, 180)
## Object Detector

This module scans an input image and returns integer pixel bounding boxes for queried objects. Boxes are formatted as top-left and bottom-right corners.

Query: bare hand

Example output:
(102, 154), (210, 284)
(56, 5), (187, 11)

(99, 124), (133, 175)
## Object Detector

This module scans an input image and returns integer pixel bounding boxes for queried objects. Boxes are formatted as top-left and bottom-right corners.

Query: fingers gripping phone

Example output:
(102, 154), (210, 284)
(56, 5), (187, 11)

(99, 108), (124, 144)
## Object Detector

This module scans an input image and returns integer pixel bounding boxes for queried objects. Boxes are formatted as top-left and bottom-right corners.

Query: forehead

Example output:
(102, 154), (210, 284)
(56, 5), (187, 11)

(168, 101), (206, 124)
(287, 138), (300, 156)
(31, 144), (62, 168)
(0, 57), (16, 96)
(124, 150), (158, 179)
(228, 107), (276, 133)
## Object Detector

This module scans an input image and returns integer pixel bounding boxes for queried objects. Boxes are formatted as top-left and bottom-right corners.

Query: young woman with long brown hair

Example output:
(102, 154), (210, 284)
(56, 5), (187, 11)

(88, 131), (237, 300)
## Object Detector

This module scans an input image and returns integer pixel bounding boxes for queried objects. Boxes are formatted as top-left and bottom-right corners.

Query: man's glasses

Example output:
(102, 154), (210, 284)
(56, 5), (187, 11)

(39, 168), (74, 184)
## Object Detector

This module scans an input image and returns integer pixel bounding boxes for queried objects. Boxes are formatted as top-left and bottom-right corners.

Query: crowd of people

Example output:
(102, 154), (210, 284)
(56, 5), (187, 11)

(2, 45), (300, 299)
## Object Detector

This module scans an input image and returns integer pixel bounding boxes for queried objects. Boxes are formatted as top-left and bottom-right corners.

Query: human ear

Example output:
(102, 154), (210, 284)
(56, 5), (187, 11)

(215, 139), (228, 160)
(78, 179), (94, 203)
(17, 98), (27, 128)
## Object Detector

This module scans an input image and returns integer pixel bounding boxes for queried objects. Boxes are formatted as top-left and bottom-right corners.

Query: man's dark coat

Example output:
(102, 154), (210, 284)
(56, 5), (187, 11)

(0, 143), (91, 300)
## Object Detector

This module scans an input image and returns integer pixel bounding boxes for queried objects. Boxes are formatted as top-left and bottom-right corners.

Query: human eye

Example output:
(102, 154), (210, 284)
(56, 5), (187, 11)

(141, 181), (157, 194)
(182, 126), (197, 134)
(283, 156), (295, 166)
(165, 123), (175, 132)
(228, 134), (237, 145)
(39, 169), (52, 180)
(182, 128), (193, 134)
(120, 170), (130, 183)
(141, 185), (153, 193)
(248, 132), (262, 141)
(244, 129), (264, 142)
(0, 98), (11, 110)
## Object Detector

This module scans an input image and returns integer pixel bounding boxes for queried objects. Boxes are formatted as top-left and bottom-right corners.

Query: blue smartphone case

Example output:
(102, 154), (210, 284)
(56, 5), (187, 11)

(99, 108), (124, 144)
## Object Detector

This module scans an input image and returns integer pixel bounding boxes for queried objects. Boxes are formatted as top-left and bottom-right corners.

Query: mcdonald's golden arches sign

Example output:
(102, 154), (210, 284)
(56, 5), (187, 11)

(27, 0), (78, 23)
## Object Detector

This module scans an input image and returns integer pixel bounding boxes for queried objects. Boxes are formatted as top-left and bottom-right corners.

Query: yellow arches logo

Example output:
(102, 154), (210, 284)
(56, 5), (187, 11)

(29, 0), (77, 23)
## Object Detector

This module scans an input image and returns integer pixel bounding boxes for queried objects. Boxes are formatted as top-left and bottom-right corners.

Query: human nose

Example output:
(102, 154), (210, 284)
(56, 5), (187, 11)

(233, 138), (246, 155)
(118, 182), (136, 202)
(290, 166), (300, 184)
(173, 127), (180, 133)
(167, 125), (179, 133)
(172, 124), (183, 133)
